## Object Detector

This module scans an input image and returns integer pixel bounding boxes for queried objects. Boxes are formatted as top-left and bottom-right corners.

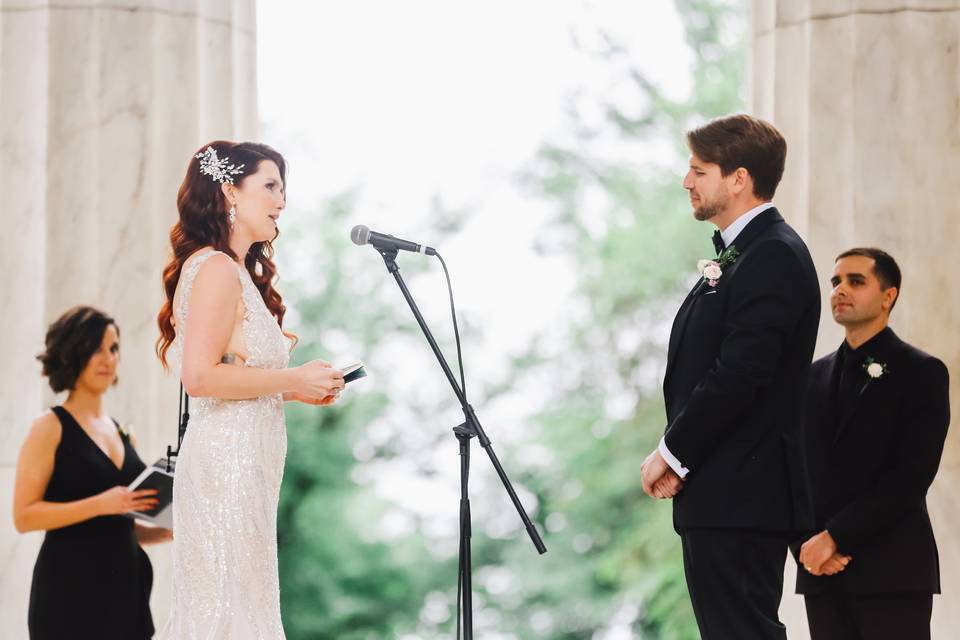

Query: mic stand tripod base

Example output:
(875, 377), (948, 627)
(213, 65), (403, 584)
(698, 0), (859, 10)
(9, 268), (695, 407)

(454, 421), (476, 639)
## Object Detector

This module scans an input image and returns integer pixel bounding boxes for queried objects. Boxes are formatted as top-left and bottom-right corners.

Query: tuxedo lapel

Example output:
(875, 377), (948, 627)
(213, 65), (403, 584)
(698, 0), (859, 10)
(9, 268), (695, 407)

(664, 286), (699, 387)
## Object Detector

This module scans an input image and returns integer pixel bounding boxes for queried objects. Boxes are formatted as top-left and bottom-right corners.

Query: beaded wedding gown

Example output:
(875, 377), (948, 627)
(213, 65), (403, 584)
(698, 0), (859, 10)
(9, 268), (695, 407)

(159, 249), (289, 639)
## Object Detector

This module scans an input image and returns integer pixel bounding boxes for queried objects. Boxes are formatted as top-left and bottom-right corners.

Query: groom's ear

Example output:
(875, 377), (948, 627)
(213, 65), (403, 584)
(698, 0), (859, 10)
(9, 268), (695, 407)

(729, 166), (752, 196)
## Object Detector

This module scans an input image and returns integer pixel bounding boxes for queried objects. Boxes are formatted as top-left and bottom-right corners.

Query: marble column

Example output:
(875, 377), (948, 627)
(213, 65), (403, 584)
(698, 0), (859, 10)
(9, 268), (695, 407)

(751, 1), (960, 638)
(0, 0), (257, 636)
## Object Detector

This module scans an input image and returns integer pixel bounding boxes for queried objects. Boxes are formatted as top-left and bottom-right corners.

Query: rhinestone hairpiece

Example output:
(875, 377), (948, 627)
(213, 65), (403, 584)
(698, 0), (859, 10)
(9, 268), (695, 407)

(194, 146), (245, 184)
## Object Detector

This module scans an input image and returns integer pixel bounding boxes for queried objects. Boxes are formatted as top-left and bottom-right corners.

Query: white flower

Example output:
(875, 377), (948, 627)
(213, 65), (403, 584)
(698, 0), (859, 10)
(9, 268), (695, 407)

(703, 264), (723, 281)
(866, 362), (884, 379)
(697, 259), (712, 273)
(195, 146), (245, 184)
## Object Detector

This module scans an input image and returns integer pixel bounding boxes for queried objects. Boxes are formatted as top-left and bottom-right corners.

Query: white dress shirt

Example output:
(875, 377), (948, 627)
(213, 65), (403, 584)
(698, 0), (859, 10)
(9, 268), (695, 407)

(658, 201), (775, 478)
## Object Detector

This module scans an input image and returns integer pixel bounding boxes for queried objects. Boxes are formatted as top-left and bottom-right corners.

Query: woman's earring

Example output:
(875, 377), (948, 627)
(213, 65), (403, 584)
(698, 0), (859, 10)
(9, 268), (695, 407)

(228, 204), (237, 227)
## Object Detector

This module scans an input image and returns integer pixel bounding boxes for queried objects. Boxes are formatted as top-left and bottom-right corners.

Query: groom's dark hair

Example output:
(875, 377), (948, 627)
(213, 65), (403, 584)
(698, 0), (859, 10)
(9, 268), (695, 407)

(686, 114), (787, 200)
(836, 247), (902, 311)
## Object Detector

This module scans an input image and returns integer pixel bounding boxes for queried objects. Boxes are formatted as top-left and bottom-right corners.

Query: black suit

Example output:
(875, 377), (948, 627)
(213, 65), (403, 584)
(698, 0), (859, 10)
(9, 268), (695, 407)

(797, 327), (950, 640)
(662, 208), (819, 639)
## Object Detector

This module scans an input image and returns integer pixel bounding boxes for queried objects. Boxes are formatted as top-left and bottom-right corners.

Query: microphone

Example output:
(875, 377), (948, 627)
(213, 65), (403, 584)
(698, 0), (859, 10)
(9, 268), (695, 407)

(350, 225), (436, 256)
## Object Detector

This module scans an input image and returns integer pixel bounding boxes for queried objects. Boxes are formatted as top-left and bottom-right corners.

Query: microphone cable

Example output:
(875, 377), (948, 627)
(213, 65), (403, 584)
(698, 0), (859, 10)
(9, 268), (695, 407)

(434, 250), (468, 640)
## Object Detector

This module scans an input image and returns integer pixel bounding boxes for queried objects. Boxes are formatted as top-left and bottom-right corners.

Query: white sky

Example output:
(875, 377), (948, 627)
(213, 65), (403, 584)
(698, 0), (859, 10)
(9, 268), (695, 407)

(258, 0), (691, 361)
(257, 0), (693, 543)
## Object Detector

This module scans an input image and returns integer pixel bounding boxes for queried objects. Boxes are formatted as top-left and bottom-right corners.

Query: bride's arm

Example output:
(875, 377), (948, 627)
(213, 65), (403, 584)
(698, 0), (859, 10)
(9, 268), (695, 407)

(180, 253), (343, 400)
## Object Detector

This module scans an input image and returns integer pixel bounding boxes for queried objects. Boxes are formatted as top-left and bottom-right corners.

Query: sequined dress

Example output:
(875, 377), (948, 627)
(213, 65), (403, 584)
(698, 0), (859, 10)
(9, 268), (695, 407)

(158, 249), (290, 639)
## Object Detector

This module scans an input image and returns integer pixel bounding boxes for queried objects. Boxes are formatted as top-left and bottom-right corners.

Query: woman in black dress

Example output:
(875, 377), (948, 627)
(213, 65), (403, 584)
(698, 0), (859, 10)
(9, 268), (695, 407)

(13, 306), (172, 639)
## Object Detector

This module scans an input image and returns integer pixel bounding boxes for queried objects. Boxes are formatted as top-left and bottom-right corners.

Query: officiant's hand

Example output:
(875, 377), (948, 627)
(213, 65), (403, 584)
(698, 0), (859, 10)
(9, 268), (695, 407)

(293, 359), (344, 401)
(95, 486), (159, 516)
(799, 530), (852, 576)
(641, 449), (671, 498)
(135, 522), (173, 546)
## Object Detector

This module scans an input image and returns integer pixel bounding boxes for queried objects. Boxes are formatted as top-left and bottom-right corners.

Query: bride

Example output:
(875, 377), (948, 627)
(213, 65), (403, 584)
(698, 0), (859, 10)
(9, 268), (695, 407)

(155, 141), (344, 638)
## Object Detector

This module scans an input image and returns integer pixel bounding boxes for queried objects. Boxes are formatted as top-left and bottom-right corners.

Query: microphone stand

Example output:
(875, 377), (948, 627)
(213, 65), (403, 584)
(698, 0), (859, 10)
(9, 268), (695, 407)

(374, 246), (547, 639)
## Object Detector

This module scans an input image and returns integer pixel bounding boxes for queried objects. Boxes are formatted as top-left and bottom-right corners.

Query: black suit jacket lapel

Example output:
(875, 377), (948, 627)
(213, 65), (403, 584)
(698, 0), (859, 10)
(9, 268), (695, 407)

(664, 285), (700, 387)
(664, 207), (785, 387)
(822, 351), (841, 438)
(834, 331), (900, 442)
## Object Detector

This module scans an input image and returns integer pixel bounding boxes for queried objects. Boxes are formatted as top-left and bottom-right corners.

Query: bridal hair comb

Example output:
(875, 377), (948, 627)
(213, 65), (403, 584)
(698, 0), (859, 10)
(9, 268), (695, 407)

(195, 146), (245, 184)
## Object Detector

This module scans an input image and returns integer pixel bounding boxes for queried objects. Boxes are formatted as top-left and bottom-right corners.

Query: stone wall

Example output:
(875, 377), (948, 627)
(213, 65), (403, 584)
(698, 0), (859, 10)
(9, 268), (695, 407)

(0, 1), (257, 636)
(751, 2), (960, 637)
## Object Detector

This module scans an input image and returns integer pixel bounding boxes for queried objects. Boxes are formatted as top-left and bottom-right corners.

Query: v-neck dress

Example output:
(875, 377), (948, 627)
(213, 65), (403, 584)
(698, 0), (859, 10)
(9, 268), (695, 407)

(158, 248), (290, 639)
(28, 405), (154, 639)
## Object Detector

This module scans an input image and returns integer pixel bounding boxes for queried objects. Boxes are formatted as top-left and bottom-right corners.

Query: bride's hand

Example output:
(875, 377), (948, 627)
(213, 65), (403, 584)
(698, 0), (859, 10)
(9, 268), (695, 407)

(284, 390), (340, 405)
(291, 359), (344, 401)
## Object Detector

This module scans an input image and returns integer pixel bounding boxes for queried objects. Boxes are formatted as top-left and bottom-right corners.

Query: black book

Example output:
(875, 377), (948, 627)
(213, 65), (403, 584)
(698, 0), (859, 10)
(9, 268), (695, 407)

(125, 459), (174, 529)
(342, 360), (367, 384)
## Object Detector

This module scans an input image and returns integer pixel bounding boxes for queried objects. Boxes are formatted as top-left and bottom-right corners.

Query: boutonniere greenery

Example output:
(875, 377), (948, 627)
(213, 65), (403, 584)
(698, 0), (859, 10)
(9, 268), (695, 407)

(697, 246), (740, 288)
(118, 423), (132, 437)
(863, 357), (888, 380)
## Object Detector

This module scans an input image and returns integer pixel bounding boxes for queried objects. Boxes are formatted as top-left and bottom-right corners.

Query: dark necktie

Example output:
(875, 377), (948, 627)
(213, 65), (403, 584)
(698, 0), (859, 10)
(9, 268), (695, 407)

(712, 230), (725, 256)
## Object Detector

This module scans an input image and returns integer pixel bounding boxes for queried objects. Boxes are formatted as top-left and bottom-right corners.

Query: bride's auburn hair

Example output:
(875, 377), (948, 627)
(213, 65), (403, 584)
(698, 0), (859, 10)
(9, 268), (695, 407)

(156, 141), (292, 369)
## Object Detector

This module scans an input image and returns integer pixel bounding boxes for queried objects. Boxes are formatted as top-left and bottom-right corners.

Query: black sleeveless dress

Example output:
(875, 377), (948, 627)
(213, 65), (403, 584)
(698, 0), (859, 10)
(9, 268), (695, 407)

(28, 406), (155, 639)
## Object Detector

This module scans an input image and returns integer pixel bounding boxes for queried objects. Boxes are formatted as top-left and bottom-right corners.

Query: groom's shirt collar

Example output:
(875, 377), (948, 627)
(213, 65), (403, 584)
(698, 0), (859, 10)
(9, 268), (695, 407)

(720, 201), (775, 248)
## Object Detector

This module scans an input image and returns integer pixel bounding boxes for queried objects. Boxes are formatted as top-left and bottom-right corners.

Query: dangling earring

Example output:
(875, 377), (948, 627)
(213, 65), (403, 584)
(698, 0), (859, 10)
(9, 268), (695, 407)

(228, 204), (237, 228)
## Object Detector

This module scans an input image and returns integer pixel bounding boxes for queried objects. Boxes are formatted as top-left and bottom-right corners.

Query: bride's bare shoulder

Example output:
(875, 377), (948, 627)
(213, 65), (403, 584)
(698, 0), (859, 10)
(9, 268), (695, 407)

(188, 250), (241, 293)
(173, 249), (239, 324)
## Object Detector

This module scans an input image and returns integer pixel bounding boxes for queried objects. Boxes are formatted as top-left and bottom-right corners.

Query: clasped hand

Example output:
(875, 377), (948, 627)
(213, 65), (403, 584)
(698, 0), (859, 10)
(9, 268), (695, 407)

(641, 449), (684, 499)
(799, 530), (853, 576)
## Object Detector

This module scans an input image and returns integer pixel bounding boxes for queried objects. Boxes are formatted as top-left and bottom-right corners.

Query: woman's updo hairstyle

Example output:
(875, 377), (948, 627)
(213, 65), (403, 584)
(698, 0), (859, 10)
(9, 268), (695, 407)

(37, 306), (119, 393)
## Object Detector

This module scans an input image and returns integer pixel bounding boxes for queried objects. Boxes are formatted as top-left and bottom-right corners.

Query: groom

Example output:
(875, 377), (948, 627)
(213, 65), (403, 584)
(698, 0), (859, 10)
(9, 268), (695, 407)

(641, 114), (820, 639)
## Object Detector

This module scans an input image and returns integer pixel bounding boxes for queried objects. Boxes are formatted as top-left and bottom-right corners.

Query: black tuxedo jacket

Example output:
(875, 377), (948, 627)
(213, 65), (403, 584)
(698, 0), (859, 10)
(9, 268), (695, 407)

(796, 328), (950, 595)
(663, 208), (819, 532)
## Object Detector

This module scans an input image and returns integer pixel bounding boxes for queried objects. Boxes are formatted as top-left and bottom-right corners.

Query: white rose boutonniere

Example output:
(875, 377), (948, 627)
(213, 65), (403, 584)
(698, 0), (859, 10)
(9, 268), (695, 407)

(698, 260), (723, 287)
(696, 246), (740, 289)
(863, 357), (888, 380)
(118, 423), (132, 437)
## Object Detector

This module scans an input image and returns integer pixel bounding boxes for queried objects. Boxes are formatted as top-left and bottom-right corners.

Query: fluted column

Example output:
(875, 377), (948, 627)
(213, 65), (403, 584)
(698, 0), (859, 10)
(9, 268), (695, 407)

(752, 2), (960, 638)
(0, 1), (257, 635)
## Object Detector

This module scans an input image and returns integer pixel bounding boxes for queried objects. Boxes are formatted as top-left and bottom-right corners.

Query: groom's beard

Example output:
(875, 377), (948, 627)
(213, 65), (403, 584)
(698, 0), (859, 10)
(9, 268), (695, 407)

(694, 203), (721, 221)
(692, 189), (730, 221)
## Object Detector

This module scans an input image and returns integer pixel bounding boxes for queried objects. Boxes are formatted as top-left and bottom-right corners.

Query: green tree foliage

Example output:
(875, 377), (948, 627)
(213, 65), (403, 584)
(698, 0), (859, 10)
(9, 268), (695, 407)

(276, 194), (457, 639)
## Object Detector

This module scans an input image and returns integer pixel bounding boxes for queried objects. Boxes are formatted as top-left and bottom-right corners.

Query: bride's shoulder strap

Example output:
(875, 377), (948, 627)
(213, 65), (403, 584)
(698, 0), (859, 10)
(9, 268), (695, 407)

(176, 249), (241, 322)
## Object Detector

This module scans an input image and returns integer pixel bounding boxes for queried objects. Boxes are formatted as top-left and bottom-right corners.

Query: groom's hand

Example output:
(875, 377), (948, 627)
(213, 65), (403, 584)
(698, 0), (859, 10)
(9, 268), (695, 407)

(641, 449), (671, 498)
(653, 469), (684, 499)
(799, 530), (852, 576)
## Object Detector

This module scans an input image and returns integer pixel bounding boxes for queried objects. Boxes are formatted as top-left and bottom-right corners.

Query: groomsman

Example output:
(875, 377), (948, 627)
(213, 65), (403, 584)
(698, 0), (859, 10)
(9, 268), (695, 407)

(641, 114), (820, 639)
(797, 248), (950, 640)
